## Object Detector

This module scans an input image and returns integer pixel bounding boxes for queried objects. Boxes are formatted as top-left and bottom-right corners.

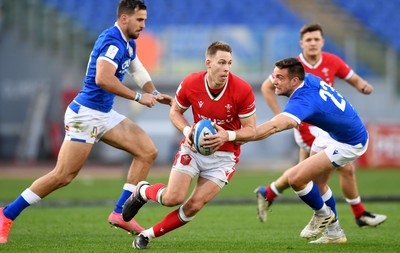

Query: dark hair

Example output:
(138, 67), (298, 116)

(300, 24), (323, 39)
(206, 41), (232, 57)
(117, 0), (146, 18)
(275, 58), (305, 81)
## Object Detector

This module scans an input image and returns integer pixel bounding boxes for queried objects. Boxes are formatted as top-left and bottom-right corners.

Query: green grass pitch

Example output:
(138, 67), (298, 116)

(0, 168), (399, 252)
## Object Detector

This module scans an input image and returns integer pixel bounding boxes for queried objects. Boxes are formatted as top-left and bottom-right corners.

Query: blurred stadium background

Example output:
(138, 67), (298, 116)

(0, 0), (399, 170)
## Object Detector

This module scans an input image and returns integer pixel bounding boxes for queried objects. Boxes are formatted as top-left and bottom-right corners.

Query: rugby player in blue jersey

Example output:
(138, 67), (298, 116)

(250, 58), (370, 244)
(0, 0), (172, 244)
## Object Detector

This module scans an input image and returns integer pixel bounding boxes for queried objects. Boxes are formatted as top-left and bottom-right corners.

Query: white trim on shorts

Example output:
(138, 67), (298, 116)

(64, 101), (126, 144)
(171, 144), (237, 188)
(293, 126), (324, 153)
(311, 131), (368, 167)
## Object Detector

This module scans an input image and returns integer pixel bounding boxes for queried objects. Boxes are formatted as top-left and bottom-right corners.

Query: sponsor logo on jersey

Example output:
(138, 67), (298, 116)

(105, 45), (119, 59)
(196, 114), (234, 125)
(119, 59), (131, 75)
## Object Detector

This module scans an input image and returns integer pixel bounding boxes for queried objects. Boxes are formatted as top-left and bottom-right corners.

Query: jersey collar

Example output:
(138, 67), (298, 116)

(115, 22), (129, 49)
(289, 80), (305, 98)
(299, 53), (322, 69)
(204, 74), (228, 101)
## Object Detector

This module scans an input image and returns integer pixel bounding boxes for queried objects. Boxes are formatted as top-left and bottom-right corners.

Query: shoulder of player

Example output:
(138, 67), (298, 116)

(321, 51), (344, 63)
(295, 75), (321, 94)
(179, 71), (206, 90)
(304, 73), (323, 84)
(98, 27), (127, 49)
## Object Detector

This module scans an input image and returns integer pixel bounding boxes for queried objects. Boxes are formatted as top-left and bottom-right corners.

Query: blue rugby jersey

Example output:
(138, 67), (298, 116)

(74, 23), (137, 112)
(283, 74), (368, 146)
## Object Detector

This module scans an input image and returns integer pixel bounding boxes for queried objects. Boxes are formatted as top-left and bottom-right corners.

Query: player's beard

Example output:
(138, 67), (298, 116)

(128, 28), (141, 40)
(274, 87), (287, 97)
(130, 33), (139, 40)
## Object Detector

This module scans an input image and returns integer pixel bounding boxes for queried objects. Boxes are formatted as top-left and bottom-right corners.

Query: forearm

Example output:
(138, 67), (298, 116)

(97, 75), (137, 101)
(141, 81), (158, 94)
(170, 104), (190, 134)
(347, 73), (374, 94)
(253, 114), (297, 141)
(173, 117), (191, 134)
(253, 122), (280, 141)
(232, 125), (256, 141)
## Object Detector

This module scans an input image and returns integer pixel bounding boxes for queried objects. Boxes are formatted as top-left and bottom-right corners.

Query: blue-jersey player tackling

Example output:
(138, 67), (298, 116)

(256, 24), (385, 229)
(250, 58), (370, 244)
(0, 0), (172, 244)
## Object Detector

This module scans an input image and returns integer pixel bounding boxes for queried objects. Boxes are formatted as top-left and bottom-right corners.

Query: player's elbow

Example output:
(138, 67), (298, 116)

(260, 82), (271, 97)
(95, 74), (109, 89)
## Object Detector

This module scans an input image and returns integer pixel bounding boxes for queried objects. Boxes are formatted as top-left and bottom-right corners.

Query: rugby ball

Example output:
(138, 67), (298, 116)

(193, 119), (217, 156)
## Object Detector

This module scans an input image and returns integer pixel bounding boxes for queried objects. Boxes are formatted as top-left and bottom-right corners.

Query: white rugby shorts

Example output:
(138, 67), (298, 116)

(311, 131), (368, 167)
(64, 101), (126, 144)
(172, 144), (237, 188)
(293, 125), (324, 153)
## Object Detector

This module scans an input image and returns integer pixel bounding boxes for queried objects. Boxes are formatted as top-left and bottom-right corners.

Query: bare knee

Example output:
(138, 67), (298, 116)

(55, 174), (75, 188)
(50, 169), (78, 188)
(287, 169), (303, 190)
(182, 198), (205, 217)
(339, 163), (355, 178)
(160, 190), (186, 207)
(137, 145), (158, 163)
(288, 175), (302, 190)
(147, 146), (158, 161)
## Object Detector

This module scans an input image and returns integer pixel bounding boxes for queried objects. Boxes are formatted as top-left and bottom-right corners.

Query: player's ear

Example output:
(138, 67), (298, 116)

(120, 14), (128, 25)
(291, 76), (300, 87)
(205, 58), (211, 68)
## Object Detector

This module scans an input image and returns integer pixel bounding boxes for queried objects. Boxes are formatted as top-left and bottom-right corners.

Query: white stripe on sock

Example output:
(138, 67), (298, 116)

(21, 189), (41, 205)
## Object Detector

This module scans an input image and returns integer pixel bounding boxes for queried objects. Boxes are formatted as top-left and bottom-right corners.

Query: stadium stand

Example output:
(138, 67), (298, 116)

(39, 0), (400, 54)
(37, 0), (399, 77)
(333, 0), (400, 51)
(36, 0), (351, 71)
(39, 0), (304, 33)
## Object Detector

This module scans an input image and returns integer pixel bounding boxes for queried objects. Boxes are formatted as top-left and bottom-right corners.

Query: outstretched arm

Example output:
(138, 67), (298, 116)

(96, 59), (157, 107)
(170, 100), (191, 134)
(346, 73), (374, 95)
(142, 81), (173, 106)
(129, 57), (173, 105)
(254, 113), (298, 141)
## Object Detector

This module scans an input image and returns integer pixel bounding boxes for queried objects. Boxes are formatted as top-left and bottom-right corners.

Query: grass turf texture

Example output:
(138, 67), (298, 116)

(0, 168), (399, 252)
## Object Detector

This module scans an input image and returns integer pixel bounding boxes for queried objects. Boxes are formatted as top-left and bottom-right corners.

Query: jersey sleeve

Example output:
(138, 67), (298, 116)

(283, 95), (313, 123)
(237, 84), (256, 118)
(174, 79), (191, 110)
(331, 54), (353, 80)
(97, 37), (126, 69)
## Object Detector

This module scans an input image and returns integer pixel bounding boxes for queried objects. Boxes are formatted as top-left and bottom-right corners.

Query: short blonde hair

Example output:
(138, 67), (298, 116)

(206, 41), (232, 58)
